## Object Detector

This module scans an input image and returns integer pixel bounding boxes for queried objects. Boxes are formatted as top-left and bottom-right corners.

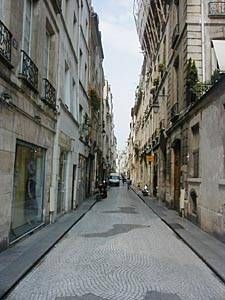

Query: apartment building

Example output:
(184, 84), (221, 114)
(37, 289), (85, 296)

(102, 81), (117, 179)
(130, 0), (225, 240)
(0, 0), (117, 251)
(89, 9), (105, 192)
(0, 0), (60, 250)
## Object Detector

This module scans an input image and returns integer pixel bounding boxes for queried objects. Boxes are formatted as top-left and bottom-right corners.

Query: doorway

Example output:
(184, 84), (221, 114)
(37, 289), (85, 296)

(57, 151), (67, 214)
(173, 140), (181, 211)
(153, 154), (158, 197)
(71, 165), (77, 210)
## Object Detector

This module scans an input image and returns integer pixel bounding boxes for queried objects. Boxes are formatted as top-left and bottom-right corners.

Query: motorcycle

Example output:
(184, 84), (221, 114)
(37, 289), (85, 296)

(142, 185), (149, 196)
(97, 180), (107, 200)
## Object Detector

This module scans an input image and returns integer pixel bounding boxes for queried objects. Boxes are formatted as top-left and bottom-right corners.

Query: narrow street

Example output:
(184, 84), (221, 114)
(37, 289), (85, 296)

(7, 187), (225, 300)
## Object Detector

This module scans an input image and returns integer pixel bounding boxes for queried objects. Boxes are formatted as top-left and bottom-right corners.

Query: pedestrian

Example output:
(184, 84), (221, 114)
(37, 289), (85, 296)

(127, 178), (131, 190)
(122, 176), (125, 185)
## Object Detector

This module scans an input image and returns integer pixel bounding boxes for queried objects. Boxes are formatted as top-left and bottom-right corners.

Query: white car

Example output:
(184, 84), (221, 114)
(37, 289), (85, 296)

(109, 173), (120, 186)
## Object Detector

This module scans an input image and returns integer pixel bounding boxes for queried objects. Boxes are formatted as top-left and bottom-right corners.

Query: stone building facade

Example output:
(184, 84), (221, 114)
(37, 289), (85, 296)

(0, 0), (58, 250)
(0, 0), (116, 251)
(89, 9), (105, 192)
(129, 0), (225, 240)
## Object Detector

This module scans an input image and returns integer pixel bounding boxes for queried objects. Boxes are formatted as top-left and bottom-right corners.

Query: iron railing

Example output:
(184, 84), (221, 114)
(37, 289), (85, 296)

(0, 20), (12, 65)
(42, 78), (56, 110)
(208, 2), (225, 16)
(20, 50), (38, 90)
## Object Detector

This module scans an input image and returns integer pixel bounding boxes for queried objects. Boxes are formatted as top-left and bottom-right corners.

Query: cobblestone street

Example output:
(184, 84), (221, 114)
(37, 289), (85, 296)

(8, 187), (225, 300)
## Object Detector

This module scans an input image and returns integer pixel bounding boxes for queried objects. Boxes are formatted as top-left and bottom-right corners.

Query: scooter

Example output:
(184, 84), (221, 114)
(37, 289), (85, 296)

(142, 185), (149, 196)
(98, 180), (107, 199)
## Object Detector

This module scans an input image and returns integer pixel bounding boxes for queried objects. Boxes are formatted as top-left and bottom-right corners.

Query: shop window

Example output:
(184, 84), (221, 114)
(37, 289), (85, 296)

(10, 141), (45, 242)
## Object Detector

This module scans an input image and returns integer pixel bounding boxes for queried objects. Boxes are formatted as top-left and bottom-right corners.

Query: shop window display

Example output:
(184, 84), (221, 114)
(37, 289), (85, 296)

(10, 141), (45, 242)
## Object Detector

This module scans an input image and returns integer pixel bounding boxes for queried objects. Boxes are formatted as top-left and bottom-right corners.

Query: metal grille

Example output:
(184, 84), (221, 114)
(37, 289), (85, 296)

(20, 50), (38, 90)
(42, 78), (56, 110)
(209, 2), (225, 16)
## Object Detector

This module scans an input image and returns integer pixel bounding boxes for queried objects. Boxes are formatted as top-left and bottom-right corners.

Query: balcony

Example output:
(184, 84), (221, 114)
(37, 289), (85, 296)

(51, 0), (62, 13)
(171, 24), (179, 49)
(19, 50), (38, 91)
(170, 102), (179, 122)
(42, 78), (57, 110)
(0, 20), (12, 68)
(208, 2), (225, 17)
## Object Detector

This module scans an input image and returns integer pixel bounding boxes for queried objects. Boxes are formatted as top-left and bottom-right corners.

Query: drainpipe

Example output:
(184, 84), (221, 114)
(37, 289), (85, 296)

(201, 0), (206, 82)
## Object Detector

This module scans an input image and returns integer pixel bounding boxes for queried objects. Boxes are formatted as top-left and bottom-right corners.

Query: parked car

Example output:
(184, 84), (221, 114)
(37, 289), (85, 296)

(109, 173), (120, 186)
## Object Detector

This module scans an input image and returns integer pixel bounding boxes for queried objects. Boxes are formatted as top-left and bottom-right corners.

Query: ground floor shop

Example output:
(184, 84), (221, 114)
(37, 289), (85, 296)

(0, 101), (55, 251)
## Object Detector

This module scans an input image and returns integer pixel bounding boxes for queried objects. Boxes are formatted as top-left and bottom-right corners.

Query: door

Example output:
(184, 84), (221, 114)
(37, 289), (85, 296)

(173, 141), (181, 211)
(71, 165), (77, 210)
(57, 151), (67, 214)
(153, 154), (158, 197)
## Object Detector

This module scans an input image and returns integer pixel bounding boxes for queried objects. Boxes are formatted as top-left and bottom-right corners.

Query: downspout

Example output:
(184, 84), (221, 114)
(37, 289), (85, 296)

(201, 0), (206, 82)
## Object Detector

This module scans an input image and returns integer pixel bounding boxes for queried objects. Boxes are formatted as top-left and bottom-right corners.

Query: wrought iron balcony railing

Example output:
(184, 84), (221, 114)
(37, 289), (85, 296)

(20, 50), (38, 91)
(42, 78), (57, 110)
(171, 24), (179, 49)
(209, 2), (225, 17)
(0, 20), (12, 66)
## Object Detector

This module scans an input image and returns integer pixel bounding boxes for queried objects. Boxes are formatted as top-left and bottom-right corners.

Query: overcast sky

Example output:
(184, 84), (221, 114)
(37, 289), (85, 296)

(92, 0), (143, 151)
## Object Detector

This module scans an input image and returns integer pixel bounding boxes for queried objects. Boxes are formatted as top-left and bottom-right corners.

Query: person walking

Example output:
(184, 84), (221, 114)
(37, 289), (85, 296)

(127, 178), (131, 190)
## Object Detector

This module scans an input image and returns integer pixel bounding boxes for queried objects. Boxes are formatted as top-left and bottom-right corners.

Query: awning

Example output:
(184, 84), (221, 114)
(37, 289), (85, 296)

(212, 40), (225, 72)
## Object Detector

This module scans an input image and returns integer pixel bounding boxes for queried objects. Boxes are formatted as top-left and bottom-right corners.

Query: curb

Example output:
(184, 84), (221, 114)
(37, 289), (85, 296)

(131, 186), (225, 284)
(1, 200), (97, 299)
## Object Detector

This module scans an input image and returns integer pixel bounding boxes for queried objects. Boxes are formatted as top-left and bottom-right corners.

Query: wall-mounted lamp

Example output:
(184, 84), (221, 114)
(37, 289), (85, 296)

(0, 92), (12, 104)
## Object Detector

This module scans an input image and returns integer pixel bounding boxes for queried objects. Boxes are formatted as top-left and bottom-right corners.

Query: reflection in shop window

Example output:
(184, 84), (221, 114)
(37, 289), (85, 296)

(10, 141), (45, 242)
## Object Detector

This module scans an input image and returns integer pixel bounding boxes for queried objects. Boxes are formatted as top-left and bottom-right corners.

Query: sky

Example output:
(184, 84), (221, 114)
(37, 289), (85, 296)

(92, 0), (143, 151)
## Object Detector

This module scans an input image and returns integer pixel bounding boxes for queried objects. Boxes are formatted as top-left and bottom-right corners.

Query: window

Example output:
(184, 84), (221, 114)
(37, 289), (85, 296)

(173, 56), (179, 104)
(84, 63), (87, 87)
(44, 31), (50, 79)
(10, 141), (45, 242)
(211, 40), (225, 72)
(64, 62), (71, 110)
(23, 0), (32, 54)
(192, 124), (200, 178)
(0, 0), (4, 20)
(72, 78), (77, 118)
(79, 104), (83, 124)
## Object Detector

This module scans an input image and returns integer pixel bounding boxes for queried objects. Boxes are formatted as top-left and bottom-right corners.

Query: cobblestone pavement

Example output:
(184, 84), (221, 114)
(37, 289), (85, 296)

(7, 187), (225, 300)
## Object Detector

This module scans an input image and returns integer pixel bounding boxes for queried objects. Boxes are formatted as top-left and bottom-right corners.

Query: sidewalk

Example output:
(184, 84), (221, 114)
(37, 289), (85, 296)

(0, 198), (96, 299)
(131, 186), (225, 284)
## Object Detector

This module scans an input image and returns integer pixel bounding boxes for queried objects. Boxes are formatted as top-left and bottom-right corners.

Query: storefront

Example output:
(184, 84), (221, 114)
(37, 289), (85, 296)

(10, 141), (46, 242)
